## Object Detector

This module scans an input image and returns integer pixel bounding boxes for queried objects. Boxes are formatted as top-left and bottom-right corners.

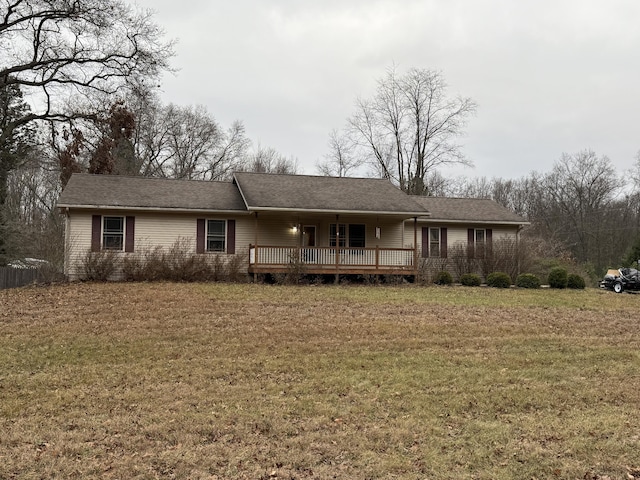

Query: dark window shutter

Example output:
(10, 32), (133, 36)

(196, 219), (205, 254)
(91, 215), (102, 252)
(421, 227), (429, 258)
(125, 216), (135, 252)
(467, 228), (475, 259)
(441, 228), (448, 258)
(226, 219), (236, 254)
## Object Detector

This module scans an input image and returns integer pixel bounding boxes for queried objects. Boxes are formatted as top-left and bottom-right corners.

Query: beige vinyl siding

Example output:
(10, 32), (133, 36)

(446, 228), (468, 248)
(253, 215), (406, 249)
(253, 216), (299, 247)
(134, 213), (252, 254)
(64, 210), (252, 280)
(404, 222), (520, 252)
(65, 212), (93, 278)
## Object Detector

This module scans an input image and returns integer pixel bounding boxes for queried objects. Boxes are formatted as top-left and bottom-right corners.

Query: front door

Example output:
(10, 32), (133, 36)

(302, 226), (316, 247)
(302, 226), (316, 263)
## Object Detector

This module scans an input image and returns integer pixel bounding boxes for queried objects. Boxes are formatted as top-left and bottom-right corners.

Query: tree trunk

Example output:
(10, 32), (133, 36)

(0, 163), (9, 265)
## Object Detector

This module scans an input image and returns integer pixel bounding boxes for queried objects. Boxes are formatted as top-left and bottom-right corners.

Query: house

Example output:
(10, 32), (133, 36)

(57, 172), (528, 281)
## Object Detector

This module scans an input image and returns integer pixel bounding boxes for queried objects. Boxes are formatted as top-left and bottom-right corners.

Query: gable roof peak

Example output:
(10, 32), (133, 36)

(233, 171), (427, 215)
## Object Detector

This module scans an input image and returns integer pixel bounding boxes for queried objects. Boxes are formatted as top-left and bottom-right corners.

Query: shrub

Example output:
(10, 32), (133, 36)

(460, 273), (482, 286)
(223, 253), (247, 282)
(81, 249), (119, 281)
(116, 240), (249, 283)
(515, 273), (541, 289)
(122, 254), (145, 281)
(434, 270), (453, 285)
(486, 272), (511, 288)
(548, 267), (568, 289)
(567, 273), (586, 289)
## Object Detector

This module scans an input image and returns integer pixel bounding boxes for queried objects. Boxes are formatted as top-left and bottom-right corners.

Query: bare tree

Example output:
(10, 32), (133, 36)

(145, 104), (248, 181)
(0, 0), (173, 260)
(543, 150), (621, 267)
(629, 150), (640, 192)
(316, 129), (360, 177)
(162, 104), (221, 180)
(348, 67), (476, 194)
(208, 121), (251, 180)
(4, 146), (63, 266)
(0, 0), (172, 128)
(244, 145), (298, 174)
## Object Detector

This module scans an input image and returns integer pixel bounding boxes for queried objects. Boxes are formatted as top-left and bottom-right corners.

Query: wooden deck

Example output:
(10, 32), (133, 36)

(248, 245), (418, 276)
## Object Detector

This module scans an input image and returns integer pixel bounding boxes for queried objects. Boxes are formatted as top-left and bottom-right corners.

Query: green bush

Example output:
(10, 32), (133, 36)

(486, 272), (511, 288)
(460, 273), (482, 286)
(515, 273), (541, 289)
(567, 273), (586, 289)
(548, 267), (568, 289)
(434, 270), (453, 285)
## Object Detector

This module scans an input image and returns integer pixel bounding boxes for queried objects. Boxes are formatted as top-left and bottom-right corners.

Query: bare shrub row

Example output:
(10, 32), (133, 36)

(417, 237), (586, 287)
(81, 240), (247, 282)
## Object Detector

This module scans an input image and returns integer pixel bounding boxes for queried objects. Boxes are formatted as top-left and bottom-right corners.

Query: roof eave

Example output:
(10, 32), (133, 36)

(410, 218), (529, 226)
(246, 206), (429, 216)
(57, 204), (251, 215)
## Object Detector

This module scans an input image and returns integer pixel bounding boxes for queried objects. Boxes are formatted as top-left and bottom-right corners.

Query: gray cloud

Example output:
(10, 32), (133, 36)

(135, 0), (640, 179)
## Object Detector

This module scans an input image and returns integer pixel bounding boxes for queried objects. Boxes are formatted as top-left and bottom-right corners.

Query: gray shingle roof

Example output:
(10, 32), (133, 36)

(57, 173), (528, 226)
(57, 174), (247, 212)
(411, 196), (527, 224)
(233, 172), (427, 215)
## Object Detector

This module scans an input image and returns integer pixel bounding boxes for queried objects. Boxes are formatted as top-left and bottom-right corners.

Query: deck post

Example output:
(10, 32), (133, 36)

(253, 212), (259, 282)
(413, 217), (418, 279)
(375, 245), (379, 270)
(334, 214), (340, 284)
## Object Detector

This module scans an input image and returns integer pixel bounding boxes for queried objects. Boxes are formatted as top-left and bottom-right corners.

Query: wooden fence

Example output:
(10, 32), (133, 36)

(0, 267), (43, 290)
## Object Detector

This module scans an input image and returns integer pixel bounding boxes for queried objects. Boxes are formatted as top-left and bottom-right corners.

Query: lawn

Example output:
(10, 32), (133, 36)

(1, 282), (639, 479)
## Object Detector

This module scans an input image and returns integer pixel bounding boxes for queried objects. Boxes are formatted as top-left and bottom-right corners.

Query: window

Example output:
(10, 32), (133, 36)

(329, 224), (346, 248)
(92, 215), (134, 252)
(429, 228), (440, 257)
(103, 216), (124, 250)
(197, 218), (235, 255)
(330, 224), (365, 248)
(207, 220), (226, 252)
(475, 229), (486, 258)
(348, 224), (365, 248)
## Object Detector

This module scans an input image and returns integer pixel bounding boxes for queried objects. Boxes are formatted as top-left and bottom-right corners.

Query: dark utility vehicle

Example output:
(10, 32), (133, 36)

(600, 268), (640, 293)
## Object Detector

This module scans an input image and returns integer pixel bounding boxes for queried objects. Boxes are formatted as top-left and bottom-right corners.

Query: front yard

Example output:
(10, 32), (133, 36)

(1, 283), (638, 479)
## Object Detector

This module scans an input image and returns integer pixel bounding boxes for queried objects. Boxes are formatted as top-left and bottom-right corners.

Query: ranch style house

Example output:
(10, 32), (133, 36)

(57, 172), (528, 281)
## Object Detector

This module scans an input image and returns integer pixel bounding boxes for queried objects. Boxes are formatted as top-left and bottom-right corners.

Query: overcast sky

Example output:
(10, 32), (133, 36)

(134, 0), (640, 180)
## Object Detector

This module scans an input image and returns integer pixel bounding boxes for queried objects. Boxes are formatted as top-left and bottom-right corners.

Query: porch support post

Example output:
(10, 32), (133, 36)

(413, 217), (418, 278)
(335, 214), (340, 284)
(253, 212), (259, 282)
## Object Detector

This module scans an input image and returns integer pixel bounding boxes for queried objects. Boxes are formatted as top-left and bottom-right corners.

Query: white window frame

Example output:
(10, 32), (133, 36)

(429, 227), (441, 258)
(329, 223), (346, 248)
(103, 216), (124, 251)
(207, 219), (227, 253)
(475, 228), (486, 258)
(329, 223), (366, 248)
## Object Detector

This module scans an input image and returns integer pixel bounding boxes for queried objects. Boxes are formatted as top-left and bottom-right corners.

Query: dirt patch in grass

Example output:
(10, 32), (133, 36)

(1, 283), (639, 479)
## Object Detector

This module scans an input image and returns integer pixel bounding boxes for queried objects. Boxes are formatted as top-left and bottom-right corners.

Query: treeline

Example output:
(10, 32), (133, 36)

(2, 2), (638, 280)
(430, 150), (640, 276)
(2, 91), (299, 268)
(314, 66), (640, 278)
(0, 1), (297, 267)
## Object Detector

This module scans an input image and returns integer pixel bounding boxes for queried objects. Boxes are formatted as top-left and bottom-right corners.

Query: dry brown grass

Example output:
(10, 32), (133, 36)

(1, 282), (639, 479)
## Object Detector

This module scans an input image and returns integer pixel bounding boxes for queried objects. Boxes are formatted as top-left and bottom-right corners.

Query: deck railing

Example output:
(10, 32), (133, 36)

(249, 245), (416, 273)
